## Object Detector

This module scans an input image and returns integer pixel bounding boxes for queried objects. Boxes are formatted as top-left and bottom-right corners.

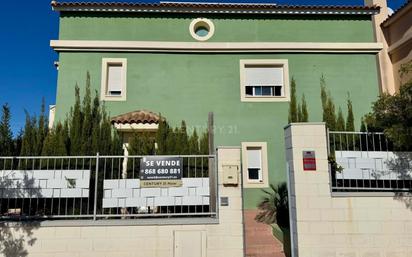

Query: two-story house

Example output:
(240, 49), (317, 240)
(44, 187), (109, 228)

(50, 1), (384, 256)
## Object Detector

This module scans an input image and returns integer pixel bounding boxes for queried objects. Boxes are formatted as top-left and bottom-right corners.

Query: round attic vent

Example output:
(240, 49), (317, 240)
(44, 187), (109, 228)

(189, 18), (215, 41)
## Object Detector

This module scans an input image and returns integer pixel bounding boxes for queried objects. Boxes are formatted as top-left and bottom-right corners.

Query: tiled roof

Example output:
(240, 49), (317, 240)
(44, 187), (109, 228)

(51, 1), (380, 15)
(382, 0), (412, 27)
(111, 110), (161, 124)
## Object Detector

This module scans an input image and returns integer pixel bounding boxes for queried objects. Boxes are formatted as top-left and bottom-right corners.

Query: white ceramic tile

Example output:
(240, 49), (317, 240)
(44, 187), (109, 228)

(196, 187), (210, 196)
(126, 179), (140, 189)
(60, 188), (83, 198)
(140, 188), (161, 197)
(103, 180), (119, 189)
(102, 198), (118, 208)
(111, 189), (133, 198)
(155, 196), (175, 206)
(168, 187), (188, 196)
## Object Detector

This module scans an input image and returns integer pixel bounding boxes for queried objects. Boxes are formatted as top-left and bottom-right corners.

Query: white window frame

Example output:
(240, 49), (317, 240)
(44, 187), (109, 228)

(240, 59), (290, 102)
(101, 58), (127, 101)
(242, 142), (269, 188)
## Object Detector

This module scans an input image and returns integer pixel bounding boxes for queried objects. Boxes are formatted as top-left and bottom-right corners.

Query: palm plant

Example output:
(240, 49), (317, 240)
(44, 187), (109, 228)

(255, 182), (291, 257)
(255, 182), (289, 228)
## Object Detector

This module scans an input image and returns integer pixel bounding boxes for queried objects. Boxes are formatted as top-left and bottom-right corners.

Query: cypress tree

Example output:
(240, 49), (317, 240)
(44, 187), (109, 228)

(297, 103), (302, 122)
(128, 132), (155, 156)
(178, 121), (189, 155)
(200, 131), (209, 155)
(174, 127), (182, 154)
(188, 129), (200, 155)
(110, 130), (123, 155)
(62, 119), (70, 155)
(42, 123), (67, 156)
(360, 118), (367, 132)
(41, 132), (55, 156)
(91, 91), (101, 154)
(13, 130), (23, 157)
(20, 113), (37, 156)
(325, 97), (337, 130)
(55, 123), (68, 155)
(320, 75), (327, 111)
(91, 125), (100, 155)
(144, 133), (155, 155)
(346, 96), (355, 132)
(69, 85), (83, 155)
(320, 76), (338, 130)
(81, 72), (93, 155)
(128, 132), (143, 155)
(301, 94), (309, 122)
(98, 108), (113, 155)
(166, 128), (177, 154)
(35, 98), (48, 156)
(199, 131), (209, 176)
(288, 78), (298, 123)
(155, 117), (169, 155)
(0, 104), (14, 156)
(17, 74), (125, 157)
(336, 107), (346, 131)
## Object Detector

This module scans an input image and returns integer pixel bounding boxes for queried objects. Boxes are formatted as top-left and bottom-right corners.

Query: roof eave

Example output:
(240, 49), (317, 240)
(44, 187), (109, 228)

(381, 1), (412, 28)
(51, 2), (380, 16)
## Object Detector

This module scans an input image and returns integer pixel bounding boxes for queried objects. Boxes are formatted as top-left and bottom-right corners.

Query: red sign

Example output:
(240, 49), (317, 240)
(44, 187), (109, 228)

(303, 151), (316, 171)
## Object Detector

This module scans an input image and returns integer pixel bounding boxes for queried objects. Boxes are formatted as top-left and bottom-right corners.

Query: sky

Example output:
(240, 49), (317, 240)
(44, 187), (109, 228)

(0, 0), (407, 135)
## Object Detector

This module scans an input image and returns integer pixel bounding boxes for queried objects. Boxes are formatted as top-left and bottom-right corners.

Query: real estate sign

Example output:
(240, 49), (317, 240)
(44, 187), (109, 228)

(140, 157), (183, 187)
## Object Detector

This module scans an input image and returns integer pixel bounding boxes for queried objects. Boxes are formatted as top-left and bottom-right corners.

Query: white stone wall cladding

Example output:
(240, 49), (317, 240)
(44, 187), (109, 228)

(102, 178), (210, 208)
(336, 151), (412, 180)
(0, 170), (90, 198)
(285, 123), (412, 257)
(4, 148), (244, 257)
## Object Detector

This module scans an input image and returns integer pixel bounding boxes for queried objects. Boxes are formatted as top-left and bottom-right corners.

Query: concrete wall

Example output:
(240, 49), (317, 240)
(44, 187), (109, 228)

(2, 148), (243, 257)
(285, 123), (412, 257)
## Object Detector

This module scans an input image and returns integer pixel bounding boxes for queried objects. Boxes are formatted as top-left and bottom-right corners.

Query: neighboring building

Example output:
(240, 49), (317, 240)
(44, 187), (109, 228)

(49, 1), (384, 256)
(381, 0), (412, 89)
(366, 0), (412, 93)
(48, 105), (56, 129)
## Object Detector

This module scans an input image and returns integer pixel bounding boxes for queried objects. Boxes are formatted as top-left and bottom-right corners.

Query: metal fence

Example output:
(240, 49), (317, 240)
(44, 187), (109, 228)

(0, 155), (217, 220)
(328, 131), (412, 193)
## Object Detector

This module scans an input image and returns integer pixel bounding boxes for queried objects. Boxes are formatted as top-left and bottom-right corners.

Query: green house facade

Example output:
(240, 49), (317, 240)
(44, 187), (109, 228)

(51, 1), (382, 221)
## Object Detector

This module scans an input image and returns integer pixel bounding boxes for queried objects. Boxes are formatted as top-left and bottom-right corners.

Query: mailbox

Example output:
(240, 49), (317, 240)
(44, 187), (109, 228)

(222, 164), (239, 185)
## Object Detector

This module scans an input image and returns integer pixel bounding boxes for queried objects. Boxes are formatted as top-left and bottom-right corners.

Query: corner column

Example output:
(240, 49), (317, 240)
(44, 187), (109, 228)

(284, 123), (329, 257)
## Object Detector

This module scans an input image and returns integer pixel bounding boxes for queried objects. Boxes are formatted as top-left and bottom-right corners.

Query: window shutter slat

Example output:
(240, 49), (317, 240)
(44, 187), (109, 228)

(245, 67), (283, 86)
(247, 149), (262, 168)
(107, 65), (122, 92)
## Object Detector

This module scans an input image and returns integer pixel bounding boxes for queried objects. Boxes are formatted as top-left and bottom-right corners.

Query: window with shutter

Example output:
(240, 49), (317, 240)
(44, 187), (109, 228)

(240, 60), (290, 102)
(247, 147), (262, 181)
(101, 58), (127, 101)
(242, 142), (269, 188)
(107, 64), (123, 96)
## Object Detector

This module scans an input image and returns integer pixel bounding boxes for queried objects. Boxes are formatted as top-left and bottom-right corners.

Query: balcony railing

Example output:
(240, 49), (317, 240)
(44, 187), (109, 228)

(328, 131), (412, 193)
(0, 155), (216, 220)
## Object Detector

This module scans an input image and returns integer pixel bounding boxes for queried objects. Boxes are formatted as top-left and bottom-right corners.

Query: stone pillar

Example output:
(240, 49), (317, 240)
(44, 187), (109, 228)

(284, 123), (329, 257)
